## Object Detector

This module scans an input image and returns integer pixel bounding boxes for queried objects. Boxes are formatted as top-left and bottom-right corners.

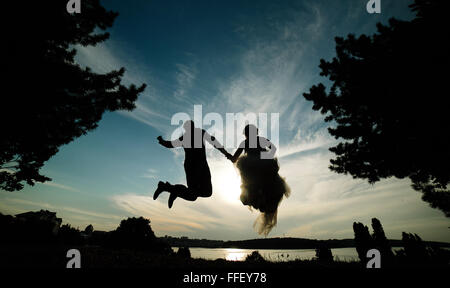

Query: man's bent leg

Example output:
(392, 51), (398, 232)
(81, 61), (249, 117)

(153, 181), (170, 200)
(197, 181), (213, 198)
(166, 184), (199, 208)
(167, 184), (198, 201)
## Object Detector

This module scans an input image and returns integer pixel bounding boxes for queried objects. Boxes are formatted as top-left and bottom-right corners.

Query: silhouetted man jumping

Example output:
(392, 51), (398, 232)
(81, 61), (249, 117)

(153, 120), (231, 208)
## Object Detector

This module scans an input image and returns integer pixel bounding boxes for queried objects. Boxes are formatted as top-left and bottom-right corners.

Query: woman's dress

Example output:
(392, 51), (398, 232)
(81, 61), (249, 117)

(235, 137), (290, 235)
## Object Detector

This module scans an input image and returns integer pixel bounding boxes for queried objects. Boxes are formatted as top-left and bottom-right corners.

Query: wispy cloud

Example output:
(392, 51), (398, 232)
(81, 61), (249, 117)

(75, 41), (173, 132)
(273, 149), (450, 240)
(141, 168), (159, 179)
(216, 3), (325, 116)
(119, 101), (171, 132)
(173, 63), (196, 100)
(199, 3), (330, 158)
(278, 129), (335, 158)
(60, 206), (122, 220)
(39, 181), (80, 192)
(0, 197), (122, 227)
(110, 193), (235, 234)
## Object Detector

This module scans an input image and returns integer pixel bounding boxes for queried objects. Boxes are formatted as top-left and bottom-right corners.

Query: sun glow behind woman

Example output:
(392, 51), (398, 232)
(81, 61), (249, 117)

(210, 160), (242, 204)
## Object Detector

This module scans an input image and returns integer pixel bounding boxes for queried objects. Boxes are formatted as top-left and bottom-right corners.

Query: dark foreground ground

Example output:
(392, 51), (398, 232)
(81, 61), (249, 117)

(2, 244), (448, 270)
(0, 244), (361, 269)
(2, 244), (449, 288)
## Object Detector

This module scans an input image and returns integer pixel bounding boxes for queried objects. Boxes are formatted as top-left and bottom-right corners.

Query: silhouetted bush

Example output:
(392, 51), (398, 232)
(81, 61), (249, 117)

(245, 251), (266, 263)
(89, 231), (109, 246)
(353, 222), (374, 262)
(315, 244), (333, 262)
(108, 217), (155, 248)
(58, 224), (83, 245)
(371, 218), (394, 261)
(0, 213), (15, 242)
(107, 217), (172, 255)
(84, 224), (94, 235)
(395, 232), (450, 267)
(0, 210), (62, 244)
(353, 219), (449, 267)
(353, 218), (394, 265)
(177, 247), (191, 259)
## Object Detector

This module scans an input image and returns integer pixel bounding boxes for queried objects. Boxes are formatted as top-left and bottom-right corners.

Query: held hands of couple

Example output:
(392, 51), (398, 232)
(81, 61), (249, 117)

(224, 151), (235, 162)
(225, 153), (238, 163)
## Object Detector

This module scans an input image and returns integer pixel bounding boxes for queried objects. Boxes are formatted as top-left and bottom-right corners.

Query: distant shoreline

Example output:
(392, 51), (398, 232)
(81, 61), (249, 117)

(161, 236), (450, 250)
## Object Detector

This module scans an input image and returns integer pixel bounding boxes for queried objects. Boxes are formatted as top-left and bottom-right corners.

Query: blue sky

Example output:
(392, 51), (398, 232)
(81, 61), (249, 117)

(1, 0), (449, 242)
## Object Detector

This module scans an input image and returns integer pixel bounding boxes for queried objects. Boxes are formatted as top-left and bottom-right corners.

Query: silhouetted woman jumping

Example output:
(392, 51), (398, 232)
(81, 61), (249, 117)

(153, 120), (231, 208)
(230, 124), (290, 235)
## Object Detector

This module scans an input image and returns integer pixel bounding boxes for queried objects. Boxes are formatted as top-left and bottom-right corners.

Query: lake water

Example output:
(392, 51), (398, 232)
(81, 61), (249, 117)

(173, 247), (364, 262)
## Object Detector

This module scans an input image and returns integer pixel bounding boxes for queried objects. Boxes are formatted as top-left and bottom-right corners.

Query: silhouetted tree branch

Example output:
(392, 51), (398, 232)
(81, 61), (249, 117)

(2, 0), (146, 191)
(303, 0), (449, 216)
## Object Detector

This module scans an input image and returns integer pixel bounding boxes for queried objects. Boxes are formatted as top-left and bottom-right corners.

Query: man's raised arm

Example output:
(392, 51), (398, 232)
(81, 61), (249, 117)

(157, 135), (184, 148)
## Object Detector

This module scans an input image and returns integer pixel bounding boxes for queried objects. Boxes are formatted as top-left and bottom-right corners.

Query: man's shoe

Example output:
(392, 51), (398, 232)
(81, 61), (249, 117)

(153, 181), (167, 200)
(168, 193), (177, 209)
